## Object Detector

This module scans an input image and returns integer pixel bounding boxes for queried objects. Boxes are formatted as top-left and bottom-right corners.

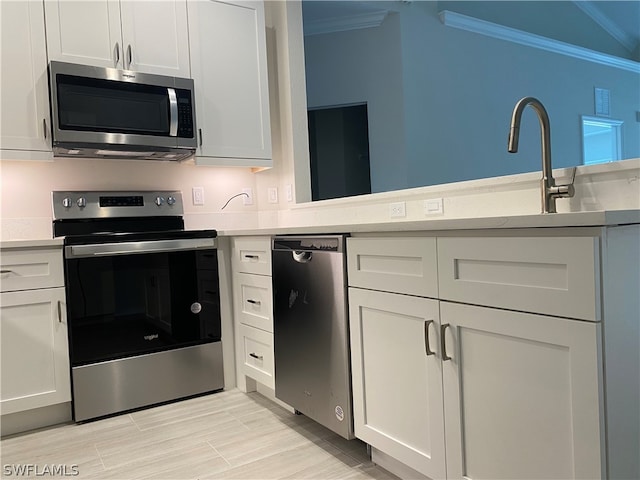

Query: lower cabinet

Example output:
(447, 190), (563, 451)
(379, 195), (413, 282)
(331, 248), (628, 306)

(347, 233), (610, 480)
(349, 288), (446, 480)
(440, 301), (604, 480)
(349, 290), (604, 480)
(0, 288), (71, 415)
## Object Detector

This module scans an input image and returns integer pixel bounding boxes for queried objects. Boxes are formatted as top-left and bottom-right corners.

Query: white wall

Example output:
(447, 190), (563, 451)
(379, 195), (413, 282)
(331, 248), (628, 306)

(304, 9), (407, 193)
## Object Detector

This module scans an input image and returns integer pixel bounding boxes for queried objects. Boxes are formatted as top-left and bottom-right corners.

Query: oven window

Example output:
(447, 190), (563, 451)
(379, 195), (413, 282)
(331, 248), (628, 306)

(65, 249), (220, 366)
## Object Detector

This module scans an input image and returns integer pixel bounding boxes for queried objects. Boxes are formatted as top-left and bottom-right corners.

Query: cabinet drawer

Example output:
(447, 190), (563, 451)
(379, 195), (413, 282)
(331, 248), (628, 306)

(347, 237), (438, 297)
(232, 237), (271, 276)
(437, 236), (600, 321)
(235, 272), (273, 332)
(0, 247), (64, 292)
(239, 324), (274, 389)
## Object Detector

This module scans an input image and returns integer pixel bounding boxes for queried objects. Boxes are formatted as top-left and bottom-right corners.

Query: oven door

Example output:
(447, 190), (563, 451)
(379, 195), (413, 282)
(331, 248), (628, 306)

(64, 238), (220, 367)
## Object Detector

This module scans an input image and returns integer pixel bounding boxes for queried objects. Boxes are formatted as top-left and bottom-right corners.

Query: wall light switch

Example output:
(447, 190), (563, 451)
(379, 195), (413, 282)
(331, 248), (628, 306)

(268, 187), (278, 204)
(192, 186), (205, 206)
(424, 198), (444, 215)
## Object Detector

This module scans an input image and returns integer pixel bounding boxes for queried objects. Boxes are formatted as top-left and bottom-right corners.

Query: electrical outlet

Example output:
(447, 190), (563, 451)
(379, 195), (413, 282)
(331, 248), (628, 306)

(285, 184), (293, 202)
(424, 198), (444, 215)
(389, 201), (406, 218)
(192, 186), (204, 206)
(241, 187), (253, 205)
(268, 187), (278, 204)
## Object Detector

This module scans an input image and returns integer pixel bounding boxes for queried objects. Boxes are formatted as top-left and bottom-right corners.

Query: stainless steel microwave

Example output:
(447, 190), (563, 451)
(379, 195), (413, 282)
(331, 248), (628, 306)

(48, 61), (197, 161)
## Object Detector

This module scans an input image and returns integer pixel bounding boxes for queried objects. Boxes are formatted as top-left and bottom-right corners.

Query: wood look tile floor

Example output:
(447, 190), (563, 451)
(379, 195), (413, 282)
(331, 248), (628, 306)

(0, 390), (399, 480)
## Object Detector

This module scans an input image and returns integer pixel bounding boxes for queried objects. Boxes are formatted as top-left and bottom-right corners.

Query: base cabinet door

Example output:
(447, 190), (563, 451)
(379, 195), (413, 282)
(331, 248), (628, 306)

(349, 288), (446, 480)
(440, 301), (604, 480)
(0, 288), (71, 415)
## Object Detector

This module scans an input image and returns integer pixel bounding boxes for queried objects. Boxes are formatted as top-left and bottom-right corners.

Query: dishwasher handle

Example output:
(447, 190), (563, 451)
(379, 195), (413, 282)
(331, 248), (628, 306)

(292, 251), (312, 263)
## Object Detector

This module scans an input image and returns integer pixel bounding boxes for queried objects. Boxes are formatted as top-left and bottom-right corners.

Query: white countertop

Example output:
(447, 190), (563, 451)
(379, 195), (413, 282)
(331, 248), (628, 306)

(218, 209), (640, 237)
(0, 238), (63, 249)
(1, 210), (638, 247)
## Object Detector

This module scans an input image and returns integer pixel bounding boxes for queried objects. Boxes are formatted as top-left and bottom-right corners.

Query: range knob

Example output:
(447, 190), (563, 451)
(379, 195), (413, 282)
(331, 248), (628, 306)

(76, 197), (86, 208)
(167, 195), (176, 206)
(62, 197), (72, 208)
(155, 196), (165, 206)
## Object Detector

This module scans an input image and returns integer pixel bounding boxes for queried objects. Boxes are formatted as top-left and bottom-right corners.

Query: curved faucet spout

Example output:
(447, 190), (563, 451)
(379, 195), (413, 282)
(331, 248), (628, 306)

(507, 96), (573, 214)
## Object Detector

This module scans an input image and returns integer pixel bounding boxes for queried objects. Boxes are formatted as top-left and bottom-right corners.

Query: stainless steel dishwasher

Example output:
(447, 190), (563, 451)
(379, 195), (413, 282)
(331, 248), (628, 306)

(272, 235), (353, 439)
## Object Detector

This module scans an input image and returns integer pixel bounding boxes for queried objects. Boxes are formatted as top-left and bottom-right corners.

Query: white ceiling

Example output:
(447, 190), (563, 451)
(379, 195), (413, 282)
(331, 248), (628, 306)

(577, 1), (640, 53)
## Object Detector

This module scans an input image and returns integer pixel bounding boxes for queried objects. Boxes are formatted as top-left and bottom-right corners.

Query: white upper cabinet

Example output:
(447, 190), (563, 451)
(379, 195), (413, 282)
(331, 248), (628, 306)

(44, 0), (190, 77)
(188, 0), (272, 166)
(0, 0), (52, 158)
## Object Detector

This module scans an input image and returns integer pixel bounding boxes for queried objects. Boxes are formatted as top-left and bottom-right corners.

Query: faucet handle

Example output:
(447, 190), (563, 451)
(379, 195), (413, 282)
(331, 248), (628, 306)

(549, 183), (575, 198)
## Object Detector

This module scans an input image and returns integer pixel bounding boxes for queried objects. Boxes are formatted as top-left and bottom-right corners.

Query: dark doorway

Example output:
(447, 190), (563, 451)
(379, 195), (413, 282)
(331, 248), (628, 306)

(308, 104), (371, 201)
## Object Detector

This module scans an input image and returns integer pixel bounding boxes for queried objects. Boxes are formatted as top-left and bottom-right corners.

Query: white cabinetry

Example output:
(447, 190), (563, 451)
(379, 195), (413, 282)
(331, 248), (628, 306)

(347, 232), (609, 480)
(44, 0), (190, 77)
(440, 302), (603, 479)
(0, 246), (71, 416)
(231, 236), (274, 390)
(0, 1), (52, 160)
(348, 236), (445, 479)
(188, 0), (272, 167)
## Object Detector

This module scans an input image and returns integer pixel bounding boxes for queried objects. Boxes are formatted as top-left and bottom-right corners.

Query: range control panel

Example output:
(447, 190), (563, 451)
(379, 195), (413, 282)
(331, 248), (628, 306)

(52, 191), (184, 220)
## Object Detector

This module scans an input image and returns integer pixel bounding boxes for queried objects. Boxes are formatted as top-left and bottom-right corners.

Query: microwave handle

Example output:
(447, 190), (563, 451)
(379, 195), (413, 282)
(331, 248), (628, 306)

(168, 88), (178, 137)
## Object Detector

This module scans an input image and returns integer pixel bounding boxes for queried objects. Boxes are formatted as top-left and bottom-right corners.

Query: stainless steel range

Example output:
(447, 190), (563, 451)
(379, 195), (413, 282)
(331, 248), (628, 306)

(52, 191), (223, 422)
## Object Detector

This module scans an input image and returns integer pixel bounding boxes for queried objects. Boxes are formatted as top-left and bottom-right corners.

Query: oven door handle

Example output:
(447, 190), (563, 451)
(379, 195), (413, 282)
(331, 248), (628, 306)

(65, 238), (216, 259)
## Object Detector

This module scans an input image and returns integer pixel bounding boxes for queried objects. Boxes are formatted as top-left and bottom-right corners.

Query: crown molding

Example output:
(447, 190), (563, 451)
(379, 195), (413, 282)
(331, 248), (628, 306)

(304, 10), (388, 36)
(439, 10), (640, 74)
(573, 1), (637, 53)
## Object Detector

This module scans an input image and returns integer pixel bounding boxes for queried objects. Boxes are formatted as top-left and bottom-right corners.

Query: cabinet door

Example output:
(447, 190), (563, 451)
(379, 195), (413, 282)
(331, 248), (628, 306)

(349, 288), (446, 480)
(1, 288), (71, 415)
(44, 0), (123, 69)
(0, 1), (51, 154)
(440, 301), (604, 480)
(119, 0), (190, 77)
(188, 0), (272, 165)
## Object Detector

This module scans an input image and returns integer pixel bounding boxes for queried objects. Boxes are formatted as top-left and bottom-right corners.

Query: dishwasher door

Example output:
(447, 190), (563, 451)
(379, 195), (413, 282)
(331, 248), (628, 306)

(272, 235), (353, 439)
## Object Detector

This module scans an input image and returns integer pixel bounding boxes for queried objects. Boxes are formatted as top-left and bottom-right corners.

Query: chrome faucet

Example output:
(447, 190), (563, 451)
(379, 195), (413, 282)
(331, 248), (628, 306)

(508, 96), (574, 213)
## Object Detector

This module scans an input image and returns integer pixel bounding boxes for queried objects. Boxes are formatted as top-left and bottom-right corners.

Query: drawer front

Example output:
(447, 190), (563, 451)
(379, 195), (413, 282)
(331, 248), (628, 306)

(235, 272), (273, 332)
(233, 237), (271, 276)
(239, 324), (274, 388)
(347, 237), (438, 297)
(437, 236), (600, 321)
(1, 247), (64, 292)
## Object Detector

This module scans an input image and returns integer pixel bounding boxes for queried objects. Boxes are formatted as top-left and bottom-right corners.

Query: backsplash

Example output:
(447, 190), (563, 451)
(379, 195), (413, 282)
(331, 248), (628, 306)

(0, 157), (259, 240)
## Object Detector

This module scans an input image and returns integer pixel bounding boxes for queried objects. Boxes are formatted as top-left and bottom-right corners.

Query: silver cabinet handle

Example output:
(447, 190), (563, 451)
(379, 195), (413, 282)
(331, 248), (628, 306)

(198, 128), (203, 147)
(1, 269), (14, 275)
(57, 301), (63, 323)
(424, 320), (435, 356)
(42, 118), (48, 139)
(441, 324), (452, 361)
(126, 44), (132, 69)
(114, 42), (120, 68)
(249, 353), (263, 360)
(246, 299), (261, 306)
(244, 254), (259, 259)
